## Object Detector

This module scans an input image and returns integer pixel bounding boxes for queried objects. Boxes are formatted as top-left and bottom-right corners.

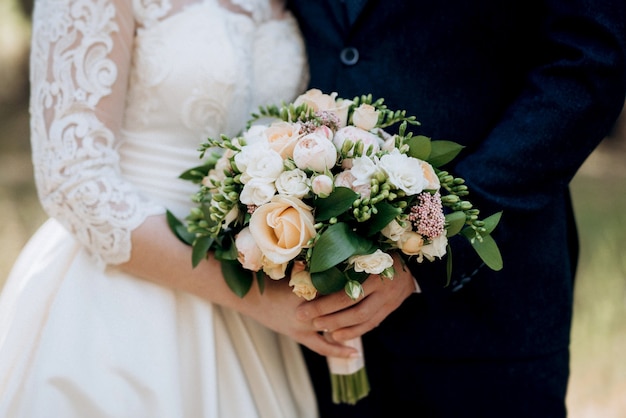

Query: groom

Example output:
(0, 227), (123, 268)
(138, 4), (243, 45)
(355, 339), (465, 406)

(288, 1), (626, 417)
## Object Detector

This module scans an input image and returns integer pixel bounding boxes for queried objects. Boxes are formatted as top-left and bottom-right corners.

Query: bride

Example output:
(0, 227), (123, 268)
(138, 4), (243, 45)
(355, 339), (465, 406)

(0, 0), (354, 416)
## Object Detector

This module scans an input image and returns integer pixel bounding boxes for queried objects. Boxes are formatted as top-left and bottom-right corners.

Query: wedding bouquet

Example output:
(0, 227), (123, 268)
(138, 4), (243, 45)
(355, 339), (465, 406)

(168, 88), (502, 405)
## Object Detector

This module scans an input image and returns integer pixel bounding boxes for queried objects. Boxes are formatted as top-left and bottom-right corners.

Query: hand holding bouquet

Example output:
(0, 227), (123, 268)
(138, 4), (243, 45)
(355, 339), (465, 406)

(169, 89), (502, 404)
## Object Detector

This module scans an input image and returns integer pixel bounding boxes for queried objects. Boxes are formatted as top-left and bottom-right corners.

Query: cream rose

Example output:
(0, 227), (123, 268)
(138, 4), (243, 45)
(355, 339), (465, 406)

(420, 234), (448, 262)
(311, 174), (334, 197)
(378, 149), (427, 195)
(289, 261), (317, 300)
(352, 104), (380, 131)
(275, 169), (310, 198)
(397, 231), (425, 256)
(348, 249), (394, 275)
(293, 88), (353, 127)
(235, 227), (263, 271)
(248, 195), (316, 264)
(293, 132), (338, 173)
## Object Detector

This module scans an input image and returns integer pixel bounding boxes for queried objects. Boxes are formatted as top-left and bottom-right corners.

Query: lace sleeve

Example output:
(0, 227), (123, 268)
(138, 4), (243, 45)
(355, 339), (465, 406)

(29, 0), (164, 268)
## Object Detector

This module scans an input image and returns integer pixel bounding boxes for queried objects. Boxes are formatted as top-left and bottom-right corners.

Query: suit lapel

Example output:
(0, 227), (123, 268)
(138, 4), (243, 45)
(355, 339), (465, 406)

(344, 0), (368, 25)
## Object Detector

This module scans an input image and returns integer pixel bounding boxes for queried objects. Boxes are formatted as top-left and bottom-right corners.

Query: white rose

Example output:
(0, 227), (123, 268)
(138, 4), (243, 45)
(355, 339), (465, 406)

(333, 126), (382, 157)
(348, 249), (394, 275)
(311, 174), (334, 198)
(378, 149), (427, 195)
(235, 143), (284, 184)
(381, 219), (411, 242)
(249, 195), (316, 264)
(276, 169), (310, 198)
(420, 234), (448, 262)
(289, 261), (317, 300)
(239, 178), (276, 206)
(235, 227), (263, 271)
(293, 132), (338, 173)
(352, 104), (380, 131)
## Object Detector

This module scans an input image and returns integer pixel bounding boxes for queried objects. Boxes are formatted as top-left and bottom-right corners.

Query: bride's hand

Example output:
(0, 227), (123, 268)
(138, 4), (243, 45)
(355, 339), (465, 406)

(295, 253), (417, 342)
(243, 277), (360, 358)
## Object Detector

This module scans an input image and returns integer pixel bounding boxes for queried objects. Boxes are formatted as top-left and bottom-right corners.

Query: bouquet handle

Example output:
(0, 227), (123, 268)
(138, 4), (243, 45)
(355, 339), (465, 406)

(326, 336), (370, 404)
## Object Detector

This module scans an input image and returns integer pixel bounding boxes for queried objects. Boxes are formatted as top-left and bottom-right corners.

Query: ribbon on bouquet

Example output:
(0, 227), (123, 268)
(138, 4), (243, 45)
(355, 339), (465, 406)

(326, 336), (370, 404)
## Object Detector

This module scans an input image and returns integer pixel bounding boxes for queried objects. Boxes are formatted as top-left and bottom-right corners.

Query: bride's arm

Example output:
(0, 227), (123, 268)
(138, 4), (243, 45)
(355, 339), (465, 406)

(30, 0), (352, 358)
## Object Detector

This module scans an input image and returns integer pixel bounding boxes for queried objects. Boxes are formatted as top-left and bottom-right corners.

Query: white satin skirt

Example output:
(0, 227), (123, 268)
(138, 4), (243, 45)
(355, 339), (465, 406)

(0, 219), (317, 418)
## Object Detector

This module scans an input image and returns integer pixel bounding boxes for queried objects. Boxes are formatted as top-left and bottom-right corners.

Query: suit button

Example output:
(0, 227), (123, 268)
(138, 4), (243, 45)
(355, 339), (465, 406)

(340, 47), (359, 66)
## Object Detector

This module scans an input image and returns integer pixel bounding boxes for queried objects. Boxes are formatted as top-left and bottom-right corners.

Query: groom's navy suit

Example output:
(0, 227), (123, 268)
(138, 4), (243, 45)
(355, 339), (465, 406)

(288, 1), (626, 416)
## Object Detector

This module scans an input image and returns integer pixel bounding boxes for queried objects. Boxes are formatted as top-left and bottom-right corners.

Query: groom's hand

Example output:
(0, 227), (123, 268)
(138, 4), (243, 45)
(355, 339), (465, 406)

(296, 253), (418, 342)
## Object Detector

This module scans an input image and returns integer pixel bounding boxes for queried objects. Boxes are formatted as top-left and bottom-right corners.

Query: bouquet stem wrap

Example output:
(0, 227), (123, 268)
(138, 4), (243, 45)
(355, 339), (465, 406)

(326, 337), (370, 404)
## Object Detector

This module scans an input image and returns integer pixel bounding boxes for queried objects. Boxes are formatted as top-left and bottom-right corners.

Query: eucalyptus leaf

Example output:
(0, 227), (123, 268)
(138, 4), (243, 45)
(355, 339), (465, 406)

(309, 223), (375, 273)
(311, 267), (348, 295)
(221, 259), (253, 298)
(406, 135), (432, 161)
(482, 211), (503, 234)
(314, 187), (359, 221)
(466, 233), (503, 271)
(445, 211), (467, 237)
(427, 140), (465, 167)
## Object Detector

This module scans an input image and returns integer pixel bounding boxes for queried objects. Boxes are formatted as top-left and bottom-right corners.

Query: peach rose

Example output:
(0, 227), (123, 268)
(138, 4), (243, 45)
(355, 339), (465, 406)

(261, 257), (289, 280)
(248, 195), (316, 264)
(397, 231), (425, 256)
(419, 160), (440, 191)
(289, 261), (317, 300)
(265, 121), (303, 159)
(293, 132), (338, 173)
(293, 88), (353, 127)
(352, 103), (380, 131)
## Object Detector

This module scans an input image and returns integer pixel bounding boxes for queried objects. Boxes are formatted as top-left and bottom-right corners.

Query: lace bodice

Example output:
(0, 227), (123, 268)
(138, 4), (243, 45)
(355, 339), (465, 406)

(29, 0), (308, 268)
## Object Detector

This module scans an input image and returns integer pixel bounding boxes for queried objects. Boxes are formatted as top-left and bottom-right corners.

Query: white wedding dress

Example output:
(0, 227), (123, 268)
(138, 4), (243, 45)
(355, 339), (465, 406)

(0, 0), (315, 417)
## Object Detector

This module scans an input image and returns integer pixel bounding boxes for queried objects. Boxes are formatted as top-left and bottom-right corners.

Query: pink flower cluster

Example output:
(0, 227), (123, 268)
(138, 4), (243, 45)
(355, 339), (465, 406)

(408, 192), (445, 240)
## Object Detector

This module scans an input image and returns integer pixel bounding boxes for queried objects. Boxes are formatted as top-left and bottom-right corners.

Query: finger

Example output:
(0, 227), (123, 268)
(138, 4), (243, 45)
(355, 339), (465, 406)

(302, 332), (360, 358)
(295, 288), (362, 322)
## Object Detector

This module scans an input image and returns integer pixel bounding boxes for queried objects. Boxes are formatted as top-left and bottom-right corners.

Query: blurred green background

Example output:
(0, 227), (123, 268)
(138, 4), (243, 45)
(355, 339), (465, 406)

(1, 1), (625, 416)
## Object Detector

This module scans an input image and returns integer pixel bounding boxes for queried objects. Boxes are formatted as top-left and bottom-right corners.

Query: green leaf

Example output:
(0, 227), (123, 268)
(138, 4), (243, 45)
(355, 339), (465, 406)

(427, 140), (464, 167)
(462, 232), (503, 271)
(406, 135), (432, 161)
(445, 211), (467, 237)
(482, 211), (503, 234)
(191, 235), (214, 267)
(446, 243), (453, 285)
(166, 210), (195, 245)
(221, 259), (253, 298)
(314, 187), (359, 221)
(366, 201), (402, 236)
(256, 271), (265, 294)
(311, 267), (348, 295)
(309, 223), (375, 273)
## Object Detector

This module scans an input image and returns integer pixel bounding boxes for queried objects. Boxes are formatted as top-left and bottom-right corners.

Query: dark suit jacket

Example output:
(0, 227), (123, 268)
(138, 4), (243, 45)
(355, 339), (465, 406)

(288, 0), (625, 414)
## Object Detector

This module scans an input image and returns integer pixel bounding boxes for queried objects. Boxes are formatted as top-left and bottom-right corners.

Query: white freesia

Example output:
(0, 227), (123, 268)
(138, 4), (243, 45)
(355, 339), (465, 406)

(348, 249), (394, 275)
(239, 178), (276, 206)
(378, 149), (427, 195)
(276, 169), (310, 198)
(293, 132), (338, 172)
(234, 143), (283, 183)
(350, 155), (379, 187)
